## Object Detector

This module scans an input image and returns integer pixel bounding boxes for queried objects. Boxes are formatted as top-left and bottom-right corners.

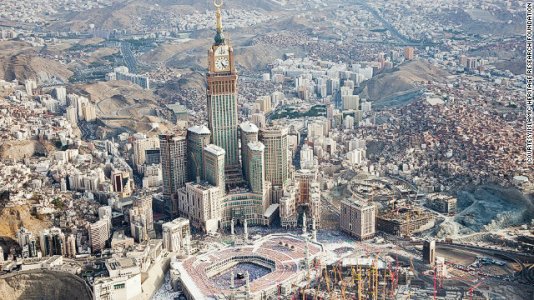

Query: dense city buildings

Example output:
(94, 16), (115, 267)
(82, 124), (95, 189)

(0, 0), (532, 300)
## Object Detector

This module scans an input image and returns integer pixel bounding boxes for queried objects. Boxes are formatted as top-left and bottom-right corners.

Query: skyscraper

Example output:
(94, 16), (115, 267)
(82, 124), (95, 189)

(98, 206), (113, 238)
(132, 135), (160, 172)
(129, 195), (154, 244)
(246, 141), (265, 194)
(66, 234), (76, 258)
(89, 220), (109, 253)
(260, 126), (290, 190)
(300, 144), (315, 170)
(340, 199), (376, 241)
(173, 2), (275, 232)
(203, 144), (226, 193)
(111, 170), (133, 198)
(17, 227), (37, 258)
(160, 133), (187, 216)
(187, 125), (211, 182)
(130, 207), (148, 243)
(404, 47), (415, 61)
(206, 3), (241, 184)
(239, 121), (259, 183)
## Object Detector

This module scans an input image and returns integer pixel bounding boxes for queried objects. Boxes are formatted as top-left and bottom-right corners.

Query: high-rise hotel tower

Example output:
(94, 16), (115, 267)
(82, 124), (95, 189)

(206, 3), (242, 184)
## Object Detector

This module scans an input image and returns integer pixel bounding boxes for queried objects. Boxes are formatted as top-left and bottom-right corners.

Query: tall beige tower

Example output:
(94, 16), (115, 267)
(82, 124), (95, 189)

(246, 141), (265, 194)
(203, 144), (226, 194)
(259, 125), (290, 189)
(340, 199), (376, 241)
(160, 133), (187, 216)
(240, 121), (259, 183)
(206, 1), (241, 184)
(187, 125), (211, 182)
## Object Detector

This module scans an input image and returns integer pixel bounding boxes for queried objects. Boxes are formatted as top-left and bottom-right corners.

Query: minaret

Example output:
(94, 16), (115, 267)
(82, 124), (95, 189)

(302, 212), (307, 234)
(231, 218), (235, 236)
(244, 219), (249, 241)
(311, 217), (317, 242)
(304, 237), (310, 273)
(207, 0), (242, 184)
(245, 271), (251, 294)
(230, 271), (235, 289)
(185, 236), (191, 256)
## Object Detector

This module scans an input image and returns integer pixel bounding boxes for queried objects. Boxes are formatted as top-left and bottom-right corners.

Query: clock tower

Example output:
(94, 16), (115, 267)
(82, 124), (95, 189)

(206, 0), (242, 185)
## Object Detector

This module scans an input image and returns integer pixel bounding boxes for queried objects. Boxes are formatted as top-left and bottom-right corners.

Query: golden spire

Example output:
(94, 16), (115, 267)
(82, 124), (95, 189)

(214, 0), (223, 33)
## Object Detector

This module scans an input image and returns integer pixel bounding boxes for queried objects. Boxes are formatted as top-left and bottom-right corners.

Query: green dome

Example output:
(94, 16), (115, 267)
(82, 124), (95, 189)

(214, 31), (225, 45)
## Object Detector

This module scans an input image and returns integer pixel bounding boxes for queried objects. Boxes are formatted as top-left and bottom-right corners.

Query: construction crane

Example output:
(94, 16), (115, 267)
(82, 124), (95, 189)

(382, 267), (387, 300)
(335, 264), (347, 300)
(324, 268), (334, 300)
(371, 257), (379, 300)
(405, 209), (412, 237)
(351, 265), (363, 300)
(468, 279), (487, 300)
(387, 261), (398, 299)
(407, 257), (416, 300)
(433, 264), (437, 300)
(313, 275), (322, 300)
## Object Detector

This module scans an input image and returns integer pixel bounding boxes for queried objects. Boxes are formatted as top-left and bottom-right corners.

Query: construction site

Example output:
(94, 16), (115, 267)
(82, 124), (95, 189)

(157, 220), (534, 300)
(376, 206), (435, 237)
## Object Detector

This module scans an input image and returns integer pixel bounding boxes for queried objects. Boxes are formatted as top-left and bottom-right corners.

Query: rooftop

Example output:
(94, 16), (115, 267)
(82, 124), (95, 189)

(247, 141), (265, 152)
(240, 121), (259, 133)
(188, 125), (211, 135)
(204, 144), (225, 156)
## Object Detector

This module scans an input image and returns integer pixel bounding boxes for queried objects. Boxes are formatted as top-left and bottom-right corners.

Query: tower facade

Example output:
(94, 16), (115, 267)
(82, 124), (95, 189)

(206, 5), (241, 184)
(246, 141), (265, 194)
(240, 121), (259, 183)
(340, 199), (376, 241)
(259, 126), (289, 189)
(160, 134), (187, 216)
(203, 144), (226, 193)
(187, 125), (211, 182)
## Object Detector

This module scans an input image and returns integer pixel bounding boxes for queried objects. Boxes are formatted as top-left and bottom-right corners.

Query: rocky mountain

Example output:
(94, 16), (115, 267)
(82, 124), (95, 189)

(357, 60), (449, 107)
(0, 270), (92, 300)
(0, 41), (73, 83)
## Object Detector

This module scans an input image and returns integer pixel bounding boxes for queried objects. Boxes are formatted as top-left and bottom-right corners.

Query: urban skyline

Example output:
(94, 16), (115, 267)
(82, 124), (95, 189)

(0, 0), (531, 300)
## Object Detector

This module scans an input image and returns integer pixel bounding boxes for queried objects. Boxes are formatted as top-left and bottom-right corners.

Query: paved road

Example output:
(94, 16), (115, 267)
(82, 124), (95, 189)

(121, 42), (138, 73)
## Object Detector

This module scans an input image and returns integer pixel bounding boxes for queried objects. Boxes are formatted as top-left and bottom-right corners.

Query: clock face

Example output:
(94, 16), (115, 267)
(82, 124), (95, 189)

(215, 56), (230, 71)
(215, 46), (229, 56)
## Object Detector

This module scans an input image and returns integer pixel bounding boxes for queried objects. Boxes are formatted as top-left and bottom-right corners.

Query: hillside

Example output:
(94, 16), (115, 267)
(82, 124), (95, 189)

(0, 140), (55, 161)
(0, 41), (73, 83)
(0, 205), (51, 241)
(357, 60), (449, 107)
(74, 81), (173, 136)
(0, 270), (92, 300)
(51, 0), (279, 32)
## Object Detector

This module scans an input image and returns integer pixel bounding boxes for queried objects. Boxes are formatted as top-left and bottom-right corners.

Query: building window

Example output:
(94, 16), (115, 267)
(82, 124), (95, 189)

(114, 283), (125, 290)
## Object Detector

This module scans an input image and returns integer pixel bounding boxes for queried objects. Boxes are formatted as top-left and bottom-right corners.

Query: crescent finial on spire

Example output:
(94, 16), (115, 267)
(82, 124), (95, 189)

(213, 0), (225, 44)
